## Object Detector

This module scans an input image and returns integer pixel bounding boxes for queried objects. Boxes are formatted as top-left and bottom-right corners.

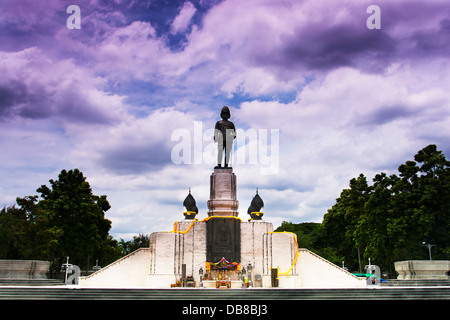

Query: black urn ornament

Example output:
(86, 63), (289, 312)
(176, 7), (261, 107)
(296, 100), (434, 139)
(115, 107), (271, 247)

(247, 189), (264, 220)
(183, 188), (198, 219)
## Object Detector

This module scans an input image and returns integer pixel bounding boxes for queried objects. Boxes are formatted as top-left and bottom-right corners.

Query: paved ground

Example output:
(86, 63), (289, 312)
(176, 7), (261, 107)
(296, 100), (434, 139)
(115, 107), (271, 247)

(1, 285), (447, 319)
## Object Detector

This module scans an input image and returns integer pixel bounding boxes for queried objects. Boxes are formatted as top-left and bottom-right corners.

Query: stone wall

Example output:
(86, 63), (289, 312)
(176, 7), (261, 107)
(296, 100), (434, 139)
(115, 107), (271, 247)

(0, 260), (49, 280)
(241, 220), (273, 277)
(147, 220), (207, 288)
(395, 260), (450, 280)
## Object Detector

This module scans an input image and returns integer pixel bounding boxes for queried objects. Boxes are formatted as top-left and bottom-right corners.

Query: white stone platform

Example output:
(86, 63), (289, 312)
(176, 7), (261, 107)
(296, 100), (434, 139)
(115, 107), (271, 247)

(79, 217), (366, 288)
(79, 166), (365, 288)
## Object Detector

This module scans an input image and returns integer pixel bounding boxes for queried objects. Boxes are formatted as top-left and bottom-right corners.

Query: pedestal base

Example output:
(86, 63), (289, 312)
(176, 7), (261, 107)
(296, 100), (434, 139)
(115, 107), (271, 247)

(207, 200), (239, 217)
(207, 167), (239, 217)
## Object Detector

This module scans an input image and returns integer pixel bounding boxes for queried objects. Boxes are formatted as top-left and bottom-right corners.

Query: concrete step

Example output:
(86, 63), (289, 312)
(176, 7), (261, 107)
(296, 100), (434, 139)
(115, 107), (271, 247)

(381, 279), (450, 287)
(0, 287), (449, 300)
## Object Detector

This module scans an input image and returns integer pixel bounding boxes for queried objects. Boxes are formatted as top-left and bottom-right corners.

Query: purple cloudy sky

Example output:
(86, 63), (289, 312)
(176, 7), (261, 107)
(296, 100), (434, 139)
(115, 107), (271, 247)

(1, 0), (450, 239)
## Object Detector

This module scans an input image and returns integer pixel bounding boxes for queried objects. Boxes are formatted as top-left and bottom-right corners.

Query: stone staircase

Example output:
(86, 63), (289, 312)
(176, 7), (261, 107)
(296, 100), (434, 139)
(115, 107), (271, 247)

(79, 248), (152, 287)
(0, 286), (449, 300)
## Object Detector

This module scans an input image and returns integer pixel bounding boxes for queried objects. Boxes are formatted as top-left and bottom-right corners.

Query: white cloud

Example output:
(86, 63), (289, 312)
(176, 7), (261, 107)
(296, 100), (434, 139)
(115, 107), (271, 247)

(170, 1), (197, 34)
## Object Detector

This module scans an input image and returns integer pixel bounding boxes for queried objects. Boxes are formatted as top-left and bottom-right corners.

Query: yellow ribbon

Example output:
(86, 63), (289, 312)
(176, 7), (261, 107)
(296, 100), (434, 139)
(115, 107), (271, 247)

(165, 215), (242, 234)
(267, 231), (299, 276)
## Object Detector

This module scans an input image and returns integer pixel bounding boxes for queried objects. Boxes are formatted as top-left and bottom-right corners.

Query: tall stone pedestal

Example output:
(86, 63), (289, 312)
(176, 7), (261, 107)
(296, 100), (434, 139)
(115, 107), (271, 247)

(207, 168), (239, 217)
(206, 168), (240, 266)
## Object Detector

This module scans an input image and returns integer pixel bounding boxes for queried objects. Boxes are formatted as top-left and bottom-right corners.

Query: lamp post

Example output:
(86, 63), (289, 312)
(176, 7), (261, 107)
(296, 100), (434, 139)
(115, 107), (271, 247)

(241, 267), (246, 288)
(63, 256), (70, 284)
(422, 242), (436, 261)
(199, 267), (203, 287)
(247, 263), (253, 288)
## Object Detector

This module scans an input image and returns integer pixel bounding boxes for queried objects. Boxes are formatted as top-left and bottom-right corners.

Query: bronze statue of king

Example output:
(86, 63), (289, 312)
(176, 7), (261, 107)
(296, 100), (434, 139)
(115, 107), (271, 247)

(214, 106), (236, 168)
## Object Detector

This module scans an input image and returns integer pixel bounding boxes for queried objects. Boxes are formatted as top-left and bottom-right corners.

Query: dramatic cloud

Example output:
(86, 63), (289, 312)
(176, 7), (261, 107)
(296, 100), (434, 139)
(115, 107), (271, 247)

(0, 47), (127, 123)
(1, 0), (449, 238)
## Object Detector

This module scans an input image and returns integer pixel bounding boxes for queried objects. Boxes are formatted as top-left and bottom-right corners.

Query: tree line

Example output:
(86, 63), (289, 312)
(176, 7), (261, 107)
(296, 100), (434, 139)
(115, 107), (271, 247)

(276, 144), (450, 277)
(0, 169), (148, 276)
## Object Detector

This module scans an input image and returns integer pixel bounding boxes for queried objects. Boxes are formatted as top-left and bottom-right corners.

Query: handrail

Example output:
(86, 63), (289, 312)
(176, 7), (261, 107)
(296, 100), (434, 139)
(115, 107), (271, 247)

(164, 216), (242, 234)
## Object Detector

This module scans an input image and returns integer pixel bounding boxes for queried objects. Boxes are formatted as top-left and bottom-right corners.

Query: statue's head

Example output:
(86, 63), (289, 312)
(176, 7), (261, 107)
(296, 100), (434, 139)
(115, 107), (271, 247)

(220, 106), (231, 120)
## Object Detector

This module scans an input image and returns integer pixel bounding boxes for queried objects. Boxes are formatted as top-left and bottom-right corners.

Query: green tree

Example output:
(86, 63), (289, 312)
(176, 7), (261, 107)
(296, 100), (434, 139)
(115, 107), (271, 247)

(0, 196), (64, 263)
(129, 234), (150, 252)
(275, 221), (319, 249)
(387, 145), (450, 261)
(118, 234), (150, 256)
(16, 196), (63, 261)
(317, 144), (450, 276)
(36, 169), (112, 271)
(94, 235), (122, 267)
(318, 174), (371, 271)
(354, 173), (399, 274)
(0, 205), (25, 259)
(413, 144), (450, 259)
(118, 238), (131, 256)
